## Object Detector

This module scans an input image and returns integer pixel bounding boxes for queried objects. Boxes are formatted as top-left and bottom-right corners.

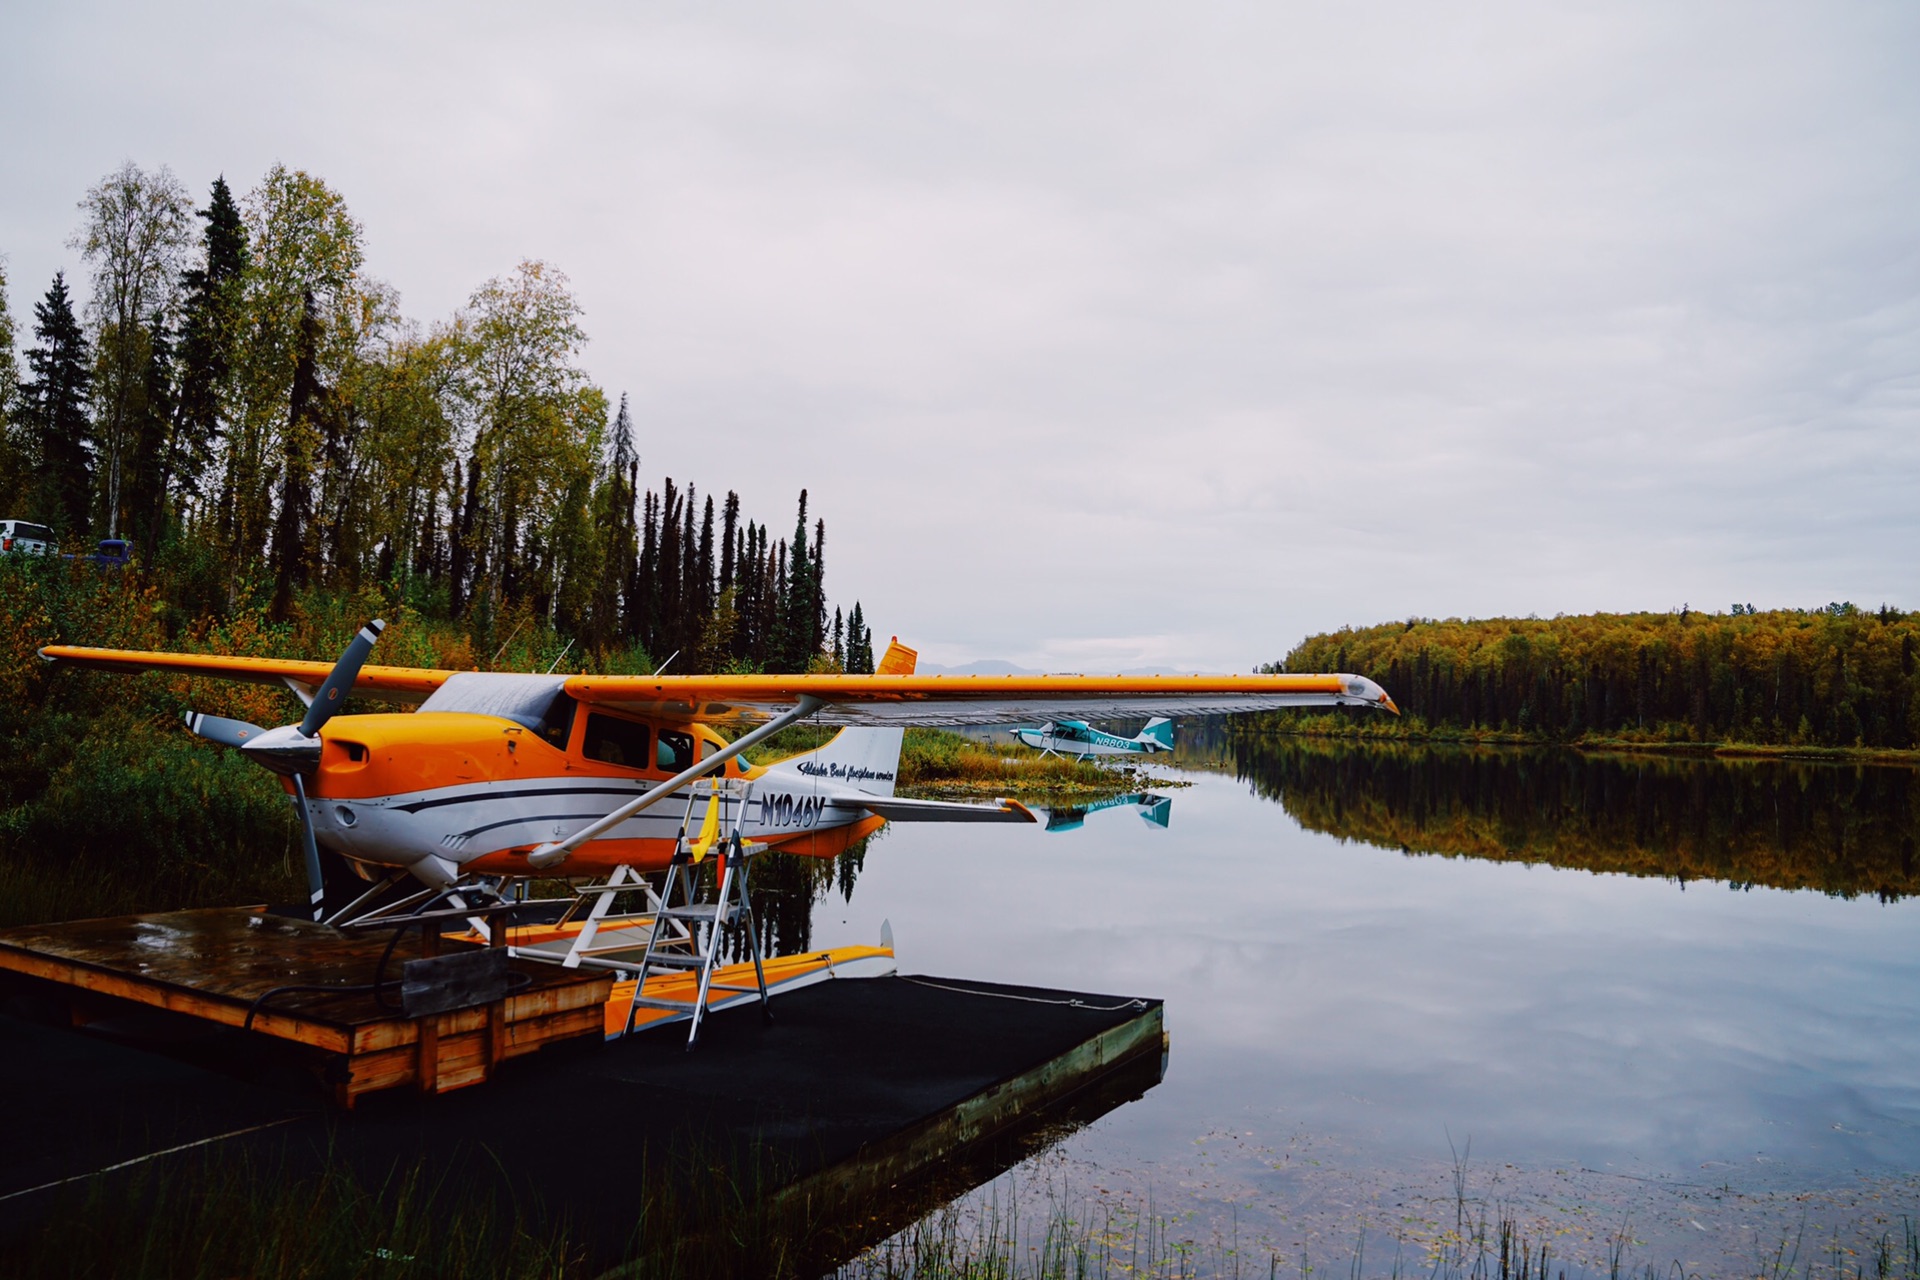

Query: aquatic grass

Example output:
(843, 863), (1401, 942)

(0, 1143), (588, 1280)
(833, 1147), (1920, 1280)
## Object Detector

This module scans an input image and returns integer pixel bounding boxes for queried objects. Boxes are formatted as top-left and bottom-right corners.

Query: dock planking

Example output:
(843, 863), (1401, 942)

(0, 906), (611, 1105)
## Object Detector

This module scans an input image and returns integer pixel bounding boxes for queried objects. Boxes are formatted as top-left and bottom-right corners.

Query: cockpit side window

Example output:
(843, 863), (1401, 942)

(656, 730), (694, 774)
(583, 713), (651, 770)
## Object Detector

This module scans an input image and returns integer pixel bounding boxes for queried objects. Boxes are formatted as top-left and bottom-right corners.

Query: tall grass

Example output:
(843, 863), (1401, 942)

(833, 1154), (1920, 1280)
(895, 730), (1119, 794)
(3, 1145), (586, 1280)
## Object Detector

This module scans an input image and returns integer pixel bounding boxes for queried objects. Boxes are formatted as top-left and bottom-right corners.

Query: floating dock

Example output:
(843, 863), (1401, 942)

(0, 944), (1165, 1270)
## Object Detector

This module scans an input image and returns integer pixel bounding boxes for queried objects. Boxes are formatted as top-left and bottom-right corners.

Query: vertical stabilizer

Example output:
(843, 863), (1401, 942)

(764, 636), (915, 796)
(877, 637), (918, 676)
(1141, 717), (1175, 751)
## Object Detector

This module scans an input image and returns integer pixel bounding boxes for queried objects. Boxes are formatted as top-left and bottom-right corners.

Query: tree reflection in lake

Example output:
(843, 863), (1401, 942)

(1225, 735), (1920, 899)
(724, 835), (874, 962)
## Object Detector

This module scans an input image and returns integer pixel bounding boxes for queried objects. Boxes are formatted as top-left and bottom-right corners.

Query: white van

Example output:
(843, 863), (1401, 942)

(0, 520), (58, 555)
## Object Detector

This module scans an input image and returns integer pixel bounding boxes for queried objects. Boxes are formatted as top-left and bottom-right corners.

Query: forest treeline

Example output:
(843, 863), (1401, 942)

(1259, 605), (1920, 753)
(0, 160), (875, 676)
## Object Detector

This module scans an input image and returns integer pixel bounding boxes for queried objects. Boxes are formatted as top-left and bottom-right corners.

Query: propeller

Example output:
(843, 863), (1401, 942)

(182, 618), (386, 922)
(182, 711), (266, 748)
(299, 618), (385, 738)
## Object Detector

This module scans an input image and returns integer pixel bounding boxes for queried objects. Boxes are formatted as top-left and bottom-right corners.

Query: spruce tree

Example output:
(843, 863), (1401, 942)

(22, 272), (93, 536)
(718, 490), (739, 594)
(593, 393), (639, 648)
(124, 310), (176, 554)
(774, 490), (816, 671)
(846, 602), (873, 673)
(811, 516), (827, 659)
(167, 176), (248, 546)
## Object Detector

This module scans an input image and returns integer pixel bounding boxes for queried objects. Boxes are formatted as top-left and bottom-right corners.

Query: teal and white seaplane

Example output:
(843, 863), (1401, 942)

(1013, 717), (1174, 760)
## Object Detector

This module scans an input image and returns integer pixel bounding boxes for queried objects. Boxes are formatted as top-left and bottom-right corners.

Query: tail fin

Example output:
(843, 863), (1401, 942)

(765, 637), (916, 796)
(1141, 717), (1175, 751)
(877, 636), (917, 676)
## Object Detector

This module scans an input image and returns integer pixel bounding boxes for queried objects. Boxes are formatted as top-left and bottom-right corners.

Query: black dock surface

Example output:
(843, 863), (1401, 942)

(0, 973), (1164, 1269)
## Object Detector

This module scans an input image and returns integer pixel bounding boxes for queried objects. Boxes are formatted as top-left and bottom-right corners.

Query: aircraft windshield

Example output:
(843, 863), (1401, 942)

(418, 673), (575, 747)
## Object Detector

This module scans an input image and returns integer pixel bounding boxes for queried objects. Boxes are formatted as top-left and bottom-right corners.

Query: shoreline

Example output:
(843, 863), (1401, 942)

(1232, 726), (1920, 766)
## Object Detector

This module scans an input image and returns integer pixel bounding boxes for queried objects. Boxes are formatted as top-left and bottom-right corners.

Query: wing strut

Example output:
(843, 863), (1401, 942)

(526, 695), (824, 870)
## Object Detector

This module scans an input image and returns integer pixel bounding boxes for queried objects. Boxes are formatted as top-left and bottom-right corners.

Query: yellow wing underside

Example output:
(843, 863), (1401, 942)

(38, 645), (1395, 725)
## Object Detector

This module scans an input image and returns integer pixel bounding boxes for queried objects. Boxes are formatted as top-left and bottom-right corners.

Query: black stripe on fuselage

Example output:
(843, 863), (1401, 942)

(395, 784), (652, 814)
(451, 811), (670, 842)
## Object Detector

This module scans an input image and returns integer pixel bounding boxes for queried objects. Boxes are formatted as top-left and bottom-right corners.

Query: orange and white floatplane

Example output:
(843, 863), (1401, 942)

(40, 626), (1398, 1042)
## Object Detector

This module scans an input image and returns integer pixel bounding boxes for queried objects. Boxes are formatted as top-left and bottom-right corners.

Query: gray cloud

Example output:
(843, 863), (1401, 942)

(3, 1), (1915, 670)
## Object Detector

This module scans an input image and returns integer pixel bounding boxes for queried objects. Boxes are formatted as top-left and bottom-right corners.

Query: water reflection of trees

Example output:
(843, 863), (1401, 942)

(1230, 737), (1920, 899)
(724, 835), (875, 961)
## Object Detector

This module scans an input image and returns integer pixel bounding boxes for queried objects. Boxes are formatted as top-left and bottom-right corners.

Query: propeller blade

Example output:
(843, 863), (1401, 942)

(298, 619), (386, 739)
(183, 711), (268, 748)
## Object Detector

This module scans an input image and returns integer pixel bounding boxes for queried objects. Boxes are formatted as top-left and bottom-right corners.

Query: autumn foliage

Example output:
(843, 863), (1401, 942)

(1264, 605), (1920, 752)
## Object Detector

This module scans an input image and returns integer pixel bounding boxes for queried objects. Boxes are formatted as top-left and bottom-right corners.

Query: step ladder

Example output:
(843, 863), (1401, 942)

(539, 863), (691, 971)
(617, 777), (771, 1048)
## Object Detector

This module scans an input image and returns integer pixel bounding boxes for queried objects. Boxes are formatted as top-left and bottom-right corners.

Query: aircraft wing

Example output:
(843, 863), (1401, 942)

(845, 795), (1037, 824)
(38, 645), (1400, 722)
(566, 671), (1398, 726)
(37, 645), (455, 703)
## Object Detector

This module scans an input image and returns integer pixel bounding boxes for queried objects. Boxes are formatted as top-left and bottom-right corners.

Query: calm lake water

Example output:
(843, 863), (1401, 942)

(797, 739), (1920, 1275)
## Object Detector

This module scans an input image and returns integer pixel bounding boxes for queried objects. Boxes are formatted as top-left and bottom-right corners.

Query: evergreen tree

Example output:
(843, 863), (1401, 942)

(773, 490), (818, 672)
(123, 310), (176, 555)
(590, 393), (639, 649)
(719, 490), (739, 594)
(846, 602), (874, 673)
(167, 176), (248, 549)
(697, 495), (715, 621)
(811, 515), (827, 660)
(21, 272), (93, 536)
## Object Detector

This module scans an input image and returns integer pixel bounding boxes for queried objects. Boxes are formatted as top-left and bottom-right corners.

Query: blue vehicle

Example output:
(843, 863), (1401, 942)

(1014, 716), (1174, 760)
(62, 538), (129, 569)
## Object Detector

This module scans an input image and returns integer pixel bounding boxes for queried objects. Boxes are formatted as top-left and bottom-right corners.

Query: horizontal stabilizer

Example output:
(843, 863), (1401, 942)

(851, 795), (1036, 824)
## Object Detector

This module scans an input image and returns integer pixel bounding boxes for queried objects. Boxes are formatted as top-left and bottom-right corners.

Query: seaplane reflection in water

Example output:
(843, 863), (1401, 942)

(1014, 717), (1174, 760)
(1042, 792), (1173, 834)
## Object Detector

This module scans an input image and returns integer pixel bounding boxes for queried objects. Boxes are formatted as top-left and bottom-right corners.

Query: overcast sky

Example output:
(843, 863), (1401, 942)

(3, 2), (1915, 671)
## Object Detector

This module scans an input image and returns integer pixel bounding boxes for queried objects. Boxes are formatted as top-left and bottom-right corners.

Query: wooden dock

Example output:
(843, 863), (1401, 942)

(0, 907), (611, 1106)
(0, 967), (1166, 1271)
